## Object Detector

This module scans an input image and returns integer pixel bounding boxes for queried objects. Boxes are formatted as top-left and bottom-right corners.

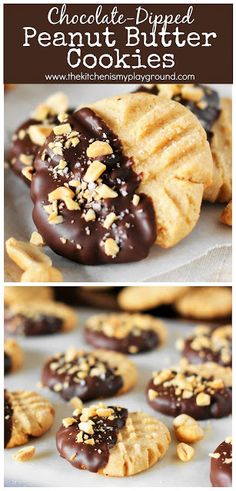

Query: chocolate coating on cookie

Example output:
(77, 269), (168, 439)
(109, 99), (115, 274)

(210, 439), (232, 487)
(42, 350), (123, 401)
(56, 405), (128, 472)
(4, 352), (12, 374)
(147, 368), (232, 420)
(181, 325), (232, 367)
(5, 309), (63, 336)
(4, 390), (13, 447)
(136, 84), (220, 141)
(84, 313), (164, 354)
(31, 108), (156, 264)
(85, 327), (158, 354)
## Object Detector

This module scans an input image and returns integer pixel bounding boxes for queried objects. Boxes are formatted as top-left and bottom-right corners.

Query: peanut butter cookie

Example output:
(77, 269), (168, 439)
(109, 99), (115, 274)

(85, 313), (167, 353)
(178, 324), (232, 366)
(42, 348), (137, 401)
(118, 286), (189, 311)
(4, 389), (54, 448)
(31, 92), (212, 265)
(147, 362), (232, 419)
(56, 402), (171, 476)
(4, 339), (23, 374)
(174, 287), (232, 320)
(5, 300), (77, 336)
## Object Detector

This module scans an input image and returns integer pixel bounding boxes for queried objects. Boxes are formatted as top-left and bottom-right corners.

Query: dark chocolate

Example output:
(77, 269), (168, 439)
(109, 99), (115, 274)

(42, 352), (123, 401)
(210, 440), (232, 487)
(182, 338), (232, 367)
(31, 108), (156, 265)
(181, 326), (232, 367)
(136, 84), (220, 141)
(56, 406), (128, 472)
(8, 117), (56, 185)
(4, 352), (12, 375)
(4, 390), (13, 447)
(85, 326), (159, 354)
(147, 371), (232, 420)
(4, 309), (63, 336)
(8, 109), (74, 185)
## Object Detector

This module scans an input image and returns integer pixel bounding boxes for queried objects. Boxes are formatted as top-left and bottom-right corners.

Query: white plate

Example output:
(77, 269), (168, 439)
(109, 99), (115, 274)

(4, 84), (232, 283)
(4, 309), (232, 487)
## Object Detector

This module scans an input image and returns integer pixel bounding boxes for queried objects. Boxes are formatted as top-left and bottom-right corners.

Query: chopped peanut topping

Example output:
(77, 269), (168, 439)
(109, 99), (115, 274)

(103, 212), (117, 229)
(83, 161), (106, 183)
(28, 125), (52, 146)
(53, 123), (72, 136)
(86, 141), (113, 158)
(19, 154), (33, 166)
(104, 238), (119, 257)
(96, 184), (118, 199)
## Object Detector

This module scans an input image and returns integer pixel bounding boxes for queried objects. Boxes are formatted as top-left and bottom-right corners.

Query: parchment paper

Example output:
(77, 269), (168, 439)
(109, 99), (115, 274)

(4, 309), (232, 487)
(4, 84), (232, 282)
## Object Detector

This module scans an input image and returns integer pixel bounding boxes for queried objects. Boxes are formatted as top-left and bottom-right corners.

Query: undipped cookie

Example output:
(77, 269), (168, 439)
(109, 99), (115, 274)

(56, 402), (171, 476)
(8, 92), (70, 185)
(178, 324), (232, 366)
(31, 92), (212, 265)
(174, 287), (232, 320)
(4, 300), (77, 336)
(4, 389), (54, 448)
(85, 313), (167, 354)
(41, 347), (137, 401)
(4, 286), (53, 306)
(4, 339), (23, 374)
(210, 437), (232, 487)
(118, 286), (189, 311)
(136, 84), (231, 203)
(146, 362), (232, 420)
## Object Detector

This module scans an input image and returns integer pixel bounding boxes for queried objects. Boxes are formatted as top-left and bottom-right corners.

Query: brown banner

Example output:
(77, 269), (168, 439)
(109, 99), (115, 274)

(4, 3), (233, 83)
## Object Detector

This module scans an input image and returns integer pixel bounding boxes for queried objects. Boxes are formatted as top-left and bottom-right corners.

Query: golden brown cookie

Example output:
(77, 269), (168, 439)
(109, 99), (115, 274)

(90, 93), (213, 248)
(4, 286), (53, 305)
(118, 286), (189, 311)
(85, 313), (167, 353)
(4, 339), (23, 374)
(147, 362), (232, 419)
(56, 402), (171, 476)
(42, 348), (137, 401)
(4, 389), (54, 448)
(175, 287), (232, 320)
(178, 324), (232, 366)
(204, 98), (232, 203)
(5, 300), (77, 336)
(220, 200), (232, 226)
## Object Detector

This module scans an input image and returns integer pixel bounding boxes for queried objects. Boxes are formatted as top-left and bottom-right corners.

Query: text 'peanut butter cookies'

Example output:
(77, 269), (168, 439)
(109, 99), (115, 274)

(85, 313), (167, 354)
(56, 402), (171, 476)
(118, 286), (189, 311)
(90, 92), (213, 248)
(177, 324), (232, 367)
(147, 362), (232, 420)
(4, 389), (54, 448)
(174, 287), (232, 320)
(8, 92), (70, 185)
(42, 348), (137, 401)
(4, 300), (77, 336)
(4, 339), (23, 374)
(31, 104), (156, 265)
(210, 437), (232, 487)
